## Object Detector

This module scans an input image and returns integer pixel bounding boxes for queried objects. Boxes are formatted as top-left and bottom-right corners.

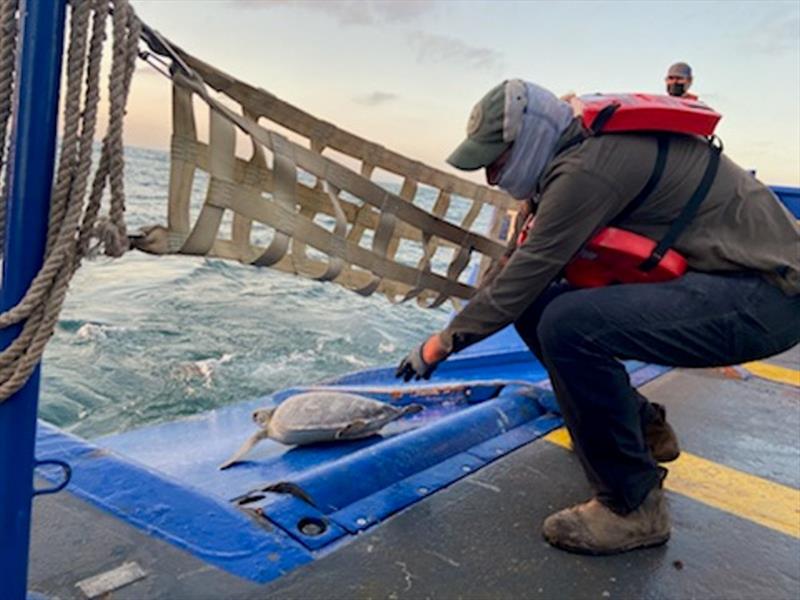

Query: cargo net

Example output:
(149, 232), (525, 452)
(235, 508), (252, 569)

(133, 37), (515, 309)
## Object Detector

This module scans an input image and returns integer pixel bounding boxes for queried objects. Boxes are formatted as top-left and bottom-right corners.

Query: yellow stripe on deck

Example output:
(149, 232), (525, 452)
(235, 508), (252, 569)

(742, 361), (800, 387)
(544, 428), (800, 539)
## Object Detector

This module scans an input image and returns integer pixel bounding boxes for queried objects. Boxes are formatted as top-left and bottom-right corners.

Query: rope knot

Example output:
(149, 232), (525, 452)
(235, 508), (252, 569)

(93, 215), (129, 257)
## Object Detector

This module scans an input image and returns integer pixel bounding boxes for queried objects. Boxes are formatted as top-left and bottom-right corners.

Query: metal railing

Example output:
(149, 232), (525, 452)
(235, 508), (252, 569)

(0, 1), (67, 598)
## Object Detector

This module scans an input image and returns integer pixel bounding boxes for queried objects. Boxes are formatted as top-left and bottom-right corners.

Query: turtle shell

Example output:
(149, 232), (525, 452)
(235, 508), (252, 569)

(267, 391), (410, 445)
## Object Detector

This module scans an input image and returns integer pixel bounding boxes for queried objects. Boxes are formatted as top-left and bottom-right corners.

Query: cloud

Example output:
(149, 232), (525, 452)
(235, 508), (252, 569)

(231, 0), (436, 26)
(353, 91), (399, 106)
(369, 1), (436, 24)
(407, 31), (504, 73)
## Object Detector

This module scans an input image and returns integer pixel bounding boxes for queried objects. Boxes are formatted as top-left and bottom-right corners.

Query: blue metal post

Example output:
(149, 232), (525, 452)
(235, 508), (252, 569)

(0, 0), (68, 598)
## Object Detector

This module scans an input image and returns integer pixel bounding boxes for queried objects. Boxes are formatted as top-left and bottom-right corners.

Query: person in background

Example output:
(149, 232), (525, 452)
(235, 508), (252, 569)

(665, 62), (697, 99)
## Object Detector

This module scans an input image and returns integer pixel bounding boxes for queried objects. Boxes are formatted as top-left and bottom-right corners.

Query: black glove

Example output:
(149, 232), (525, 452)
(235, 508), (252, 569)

(395, 343), (438, 382)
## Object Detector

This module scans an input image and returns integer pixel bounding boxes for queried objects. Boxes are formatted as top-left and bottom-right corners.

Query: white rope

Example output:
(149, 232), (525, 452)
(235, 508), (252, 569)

(0, 0), (140, 402)
(0, 0), (20, 252)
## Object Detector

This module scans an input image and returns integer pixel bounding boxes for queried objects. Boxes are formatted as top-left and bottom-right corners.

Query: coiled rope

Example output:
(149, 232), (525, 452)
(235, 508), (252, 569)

(0, 0), (139, 402)
(0, 0), (20, 248)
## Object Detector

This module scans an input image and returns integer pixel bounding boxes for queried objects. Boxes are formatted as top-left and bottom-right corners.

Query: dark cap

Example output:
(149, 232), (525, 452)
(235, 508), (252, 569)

(446, 81), (515, 171)
(667, 62), (692, 78)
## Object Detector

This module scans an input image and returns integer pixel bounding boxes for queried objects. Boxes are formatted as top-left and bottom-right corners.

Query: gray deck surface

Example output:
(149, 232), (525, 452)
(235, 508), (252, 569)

(29, 349), (800, 599)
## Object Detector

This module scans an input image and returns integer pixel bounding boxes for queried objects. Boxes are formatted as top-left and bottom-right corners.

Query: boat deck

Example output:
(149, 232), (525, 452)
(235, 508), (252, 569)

(29, 346), (799, 599)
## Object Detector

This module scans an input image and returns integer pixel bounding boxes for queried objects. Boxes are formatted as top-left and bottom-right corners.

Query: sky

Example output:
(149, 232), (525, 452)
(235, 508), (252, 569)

(123, 0), (800, 186)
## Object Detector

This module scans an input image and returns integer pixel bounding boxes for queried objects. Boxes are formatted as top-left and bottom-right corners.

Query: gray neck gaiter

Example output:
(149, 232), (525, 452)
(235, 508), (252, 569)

(497, 82), (573, 200)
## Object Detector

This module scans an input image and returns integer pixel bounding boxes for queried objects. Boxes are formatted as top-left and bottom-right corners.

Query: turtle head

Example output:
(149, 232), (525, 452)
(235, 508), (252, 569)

(252, 408), (275, 429)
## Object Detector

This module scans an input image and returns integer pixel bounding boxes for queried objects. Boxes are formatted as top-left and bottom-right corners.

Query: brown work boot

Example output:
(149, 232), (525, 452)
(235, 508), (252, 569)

(645, 403), (680, 463)
(542, 488), (670, 555)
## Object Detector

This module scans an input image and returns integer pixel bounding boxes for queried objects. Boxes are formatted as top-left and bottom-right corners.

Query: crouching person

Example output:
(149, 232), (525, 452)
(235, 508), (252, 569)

(396, 79), (800, 555)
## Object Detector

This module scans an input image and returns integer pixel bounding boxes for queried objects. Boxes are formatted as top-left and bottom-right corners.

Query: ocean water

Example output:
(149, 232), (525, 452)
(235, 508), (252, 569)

(38, 146), (493, 439)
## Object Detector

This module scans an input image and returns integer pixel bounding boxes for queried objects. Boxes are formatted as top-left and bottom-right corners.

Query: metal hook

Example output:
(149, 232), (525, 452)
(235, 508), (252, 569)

(32, 459), (72, 497)
(708, 134), (724, 153)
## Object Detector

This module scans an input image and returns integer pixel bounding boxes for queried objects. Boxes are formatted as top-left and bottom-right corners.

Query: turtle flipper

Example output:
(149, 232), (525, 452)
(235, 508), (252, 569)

(219, 429), (271, 470)
(335, 419), (370, 440)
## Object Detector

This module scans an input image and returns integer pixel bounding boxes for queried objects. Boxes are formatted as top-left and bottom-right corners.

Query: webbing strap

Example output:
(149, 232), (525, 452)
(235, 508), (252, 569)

(588, 102), (620, 134)
(167, 85), (197, 234)
(230, 124), (265, 257)
(354, 193), (397, 296)
(400, 230), (437, 303)
(420, 191), (476, 308)
(639, 138), (722, 271)
(402, 191), (449, 305)
(180, 109), (232, 255)
(614, 135), (670, 224)
(313, 182), (347, 282)
(426, 243), (473, 309)
(253, 132), (295, 267)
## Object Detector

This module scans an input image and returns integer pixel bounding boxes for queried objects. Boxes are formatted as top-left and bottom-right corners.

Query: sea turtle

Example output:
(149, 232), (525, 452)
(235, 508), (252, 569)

(219, 391), (423, 469)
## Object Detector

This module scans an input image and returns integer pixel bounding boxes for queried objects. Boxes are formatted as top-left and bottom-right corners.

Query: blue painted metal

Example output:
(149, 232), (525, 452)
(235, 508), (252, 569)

(34, 422), (313, 582)
(281, 391), (544, 514)
(0, 1), (67, 598)
(328, 451), (489, 535)
(772, 185), (800, 218)
(237, 386), (550, 550)
(97, 381), (509, 500)
(34, 348), (671, 583)
(256, 493), (350, 551)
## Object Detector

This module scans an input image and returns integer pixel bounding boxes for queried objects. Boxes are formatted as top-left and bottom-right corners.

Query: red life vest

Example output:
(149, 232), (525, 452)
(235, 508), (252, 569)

(517, 93), (722, 288)
(516, 216), (688, 287)
(578, 93), (720, 137)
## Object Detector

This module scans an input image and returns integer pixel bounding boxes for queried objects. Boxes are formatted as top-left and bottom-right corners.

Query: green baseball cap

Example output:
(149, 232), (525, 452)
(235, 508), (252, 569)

(447, 80), (520, 171)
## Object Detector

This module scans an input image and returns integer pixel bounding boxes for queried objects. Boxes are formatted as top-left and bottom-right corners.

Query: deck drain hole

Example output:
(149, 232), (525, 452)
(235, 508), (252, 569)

(298, 517), (327, 537)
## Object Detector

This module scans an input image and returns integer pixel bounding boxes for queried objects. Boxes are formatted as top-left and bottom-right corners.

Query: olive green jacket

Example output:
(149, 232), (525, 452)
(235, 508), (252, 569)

(440, 120), (800, 354)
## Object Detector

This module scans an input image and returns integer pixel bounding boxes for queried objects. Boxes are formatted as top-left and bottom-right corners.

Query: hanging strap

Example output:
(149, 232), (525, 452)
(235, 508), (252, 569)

(557, 125), (718, 275)
(613, 134), (670, 224)
(555, 102), (622, 156)
(588, 102), (620, 134)
(639, 136), (723, 272)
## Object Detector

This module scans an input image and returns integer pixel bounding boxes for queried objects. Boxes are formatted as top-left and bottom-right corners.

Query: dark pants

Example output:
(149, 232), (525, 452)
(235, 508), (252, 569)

(513, 272), (800, 514)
